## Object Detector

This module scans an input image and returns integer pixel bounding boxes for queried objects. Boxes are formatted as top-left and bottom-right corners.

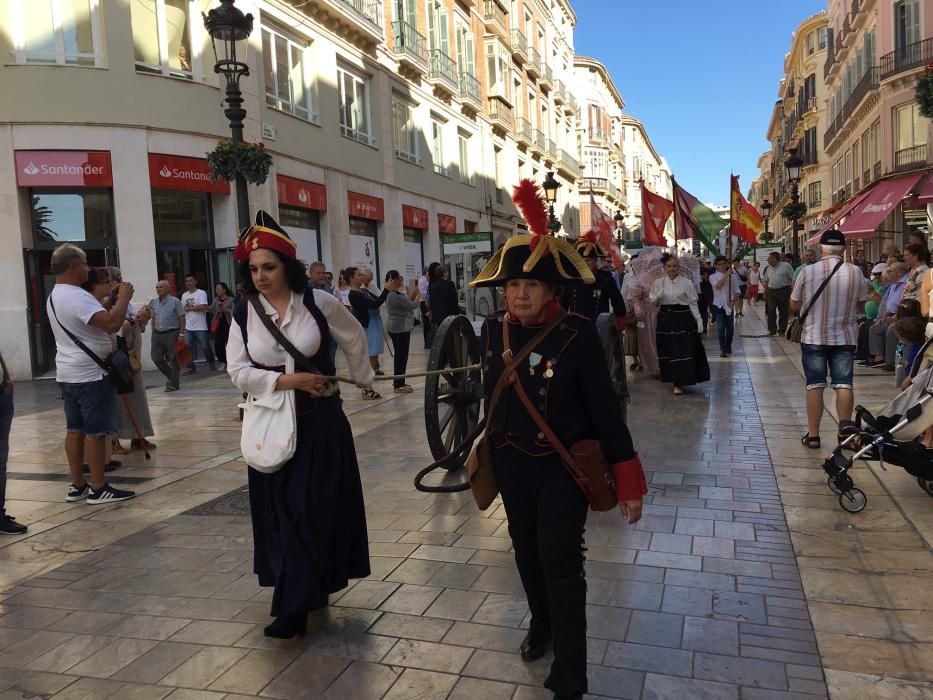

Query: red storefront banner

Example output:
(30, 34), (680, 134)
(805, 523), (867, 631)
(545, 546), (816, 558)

(438, 213), (457, 234)
(277, 175), (327, 211)
(15, 150), (113, 187)
(348, 191), (384, 220)
(402, 204), (429, 229)
(148, 153), (230, 193)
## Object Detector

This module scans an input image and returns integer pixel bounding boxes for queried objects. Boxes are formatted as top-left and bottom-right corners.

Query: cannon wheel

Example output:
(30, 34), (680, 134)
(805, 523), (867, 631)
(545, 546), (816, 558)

(424, 315), (483, 470)
(597, 313), (629, 424)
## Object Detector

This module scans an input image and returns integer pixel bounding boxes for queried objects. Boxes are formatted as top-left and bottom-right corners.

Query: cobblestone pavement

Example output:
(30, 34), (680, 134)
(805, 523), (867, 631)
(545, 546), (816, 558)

(0, 316), (929, 699)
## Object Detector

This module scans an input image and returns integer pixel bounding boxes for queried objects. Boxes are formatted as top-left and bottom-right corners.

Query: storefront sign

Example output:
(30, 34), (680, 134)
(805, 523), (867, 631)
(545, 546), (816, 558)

(148, 154), (230, 193)
(402, 205), (428, 229)
(277, 175), (327, 211)
(438, 213), (457, 234)
(441, 231), (493, 254)
(15, 150), (113, 187)
(348, 191), (384, 221)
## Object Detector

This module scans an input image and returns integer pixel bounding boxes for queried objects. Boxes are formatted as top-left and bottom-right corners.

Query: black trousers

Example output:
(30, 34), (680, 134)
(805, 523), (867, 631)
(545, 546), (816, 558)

(492, 442), (589, 696)
(388, 331), (411, 388)
(766, 286), (791, 334)
(420, 302), (434, 348)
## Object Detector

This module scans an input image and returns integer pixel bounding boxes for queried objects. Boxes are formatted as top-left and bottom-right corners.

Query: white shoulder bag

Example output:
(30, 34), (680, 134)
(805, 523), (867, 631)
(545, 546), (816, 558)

(238, 389), (296, 473)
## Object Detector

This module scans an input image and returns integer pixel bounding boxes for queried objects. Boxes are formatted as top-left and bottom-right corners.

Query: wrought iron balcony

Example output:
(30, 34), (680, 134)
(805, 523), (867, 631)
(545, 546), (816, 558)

(588, 126), (608, 144)
(563, 94), (576, 114)
(894, 144), (929, 171)
(429, 49), (457, 94)
(482, 0), (508, 39)
(332, 0), (382, 29)
(285, 0), (383, 45)
(515, 116), (533, 145)
(510, 29), (528, 63)
(392, 20), (427, 72)
(533, 129), (546, 152)
(547, 139), (557, 160)
(823, 66), (878, 148)
(540, 63), (553, 90)
(459, 71), (481, 110)
(558, 149), (579, 179)
(880, 38), (933, 81)
(527, 46), (542, 79)
(488, 97), (513, 132)
(554, 79), (567, 104)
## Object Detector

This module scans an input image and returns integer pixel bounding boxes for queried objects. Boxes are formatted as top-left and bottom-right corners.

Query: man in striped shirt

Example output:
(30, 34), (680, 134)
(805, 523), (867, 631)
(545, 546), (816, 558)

(790, 229), (866, 449)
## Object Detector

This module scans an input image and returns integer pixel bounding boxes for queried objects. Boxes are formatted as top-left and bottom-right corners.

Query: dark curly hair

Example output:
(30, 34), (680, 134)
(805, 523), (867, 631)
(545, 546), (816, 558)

(238, 249), (308, 296)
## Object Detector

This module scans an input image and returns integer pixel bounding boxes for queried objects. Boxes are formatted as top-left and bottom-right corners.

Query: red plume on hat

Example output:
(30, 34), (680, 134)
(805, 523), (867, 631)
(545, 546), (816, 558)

(512, 179), (549, 238)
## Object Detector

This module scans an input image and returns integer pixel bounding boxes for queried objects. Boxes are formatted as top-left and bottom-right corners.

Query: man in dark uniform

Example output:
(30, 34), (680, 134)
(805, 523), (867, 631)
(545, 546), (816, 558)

(560, 233), (627, 330)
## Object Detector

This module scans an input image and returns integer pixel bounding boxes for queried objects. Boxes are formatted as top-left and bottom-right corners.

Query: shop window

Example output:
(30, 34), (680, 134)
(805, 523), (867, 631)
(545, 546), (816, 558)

(262, 26), (315, 122)
(30, 190), (114, 243)
(338, 66), (373, 145)
(130, 0), (212, 79)
(10, 0), (103, 66)
(393, 99), (420, 163)
(151, 190), (211, 243)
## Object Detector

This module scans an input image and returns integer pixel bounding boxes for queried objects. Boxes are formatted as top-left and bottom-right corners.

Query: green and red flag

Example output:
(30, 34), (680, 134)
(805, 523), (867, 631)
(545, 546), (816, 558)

(672, 179), (724, 255)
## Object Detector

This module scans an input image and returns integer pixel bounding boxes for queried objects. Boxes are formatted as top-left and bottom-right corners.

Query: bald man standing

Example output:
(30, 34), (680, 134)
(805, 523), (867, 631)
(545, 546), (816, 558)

(150, 281), (186, 392)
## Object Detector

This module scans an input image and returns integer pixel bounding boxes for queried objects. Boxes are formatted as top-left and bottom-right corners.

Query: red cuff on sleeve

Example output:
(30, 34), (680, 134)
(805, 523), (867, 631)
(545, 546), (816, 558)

(616, 315), (628, 331)
(611, 454), (648, 502)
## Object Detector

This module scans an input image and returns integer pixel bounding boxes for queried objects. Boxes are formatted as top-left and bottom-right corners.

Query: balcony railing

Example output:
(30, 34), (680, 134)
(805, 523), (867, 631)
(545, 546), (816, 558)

(823, 29), (835, 80)
(801, 149), (818, 166)
(548, 139), (557, 160)
(488, 97), (513, 131)
(588, 126), (607, 143)
(554, 79), (567, 103)
(541, 63), (553, 87)
(459, 71), (481, 109)
(559, 149), (579, 172)
(483, 0), (508, 36)
(533, 129), (546, 152)
(824, 66), (878, 147)
(510, 29), (528, 62)
(332, 0), (383, 30)
(429, 49), (457, 91)
(392, 20), (427, 66)
(894, 144), (928, 171)
(880, 38), (933, 81)
(515, 116), (532, 144)
(527, 46), (542, 78)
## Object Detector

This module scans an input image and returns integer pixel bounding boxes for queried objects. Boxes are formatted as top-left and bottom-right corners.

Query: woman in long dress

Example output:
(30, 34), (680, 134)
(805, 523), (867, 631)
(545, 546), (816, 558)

(227, 211), (374, 639)
(650, 255), (709, 395)
(632, 280), (660, 378)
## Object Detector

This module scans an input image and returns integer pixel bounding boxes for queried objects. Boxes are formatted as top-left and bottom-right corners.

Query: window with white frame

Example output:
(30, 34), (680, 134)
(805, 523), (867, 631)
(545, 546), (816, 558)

(338, 66), (373, 145)
(431, 119), (447, 176)
(895, 102), (927, 156)
(458, 131), (472, 185)
(262, 26), (315, 122)
(818, 27), (828, 49)
(10, 0), (104, 66)
(130, 0), (213, 78)
(807, 31), (814, 54)
(393, 99), (419, 163)
(808, 181), (822, 209)
(485, 39), (511, 102)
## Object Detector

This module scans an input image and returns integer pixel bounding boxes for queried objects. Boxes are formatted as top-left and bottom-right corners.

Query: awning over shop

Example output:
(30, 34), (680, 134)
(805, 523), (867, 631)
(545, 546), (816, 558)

(807, 189), (872, 245)
(915, 170), (933, 204)
(839, 173), (922, 237)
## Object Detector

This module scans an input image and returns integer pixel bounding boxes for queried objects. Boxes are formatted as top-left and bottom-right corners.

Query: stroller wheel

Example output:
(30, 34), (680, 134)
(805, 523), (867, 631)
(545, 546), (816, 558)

(827, 476), (843, 495)
(839, 488), (867, 513)
(919, 478), (933, 497)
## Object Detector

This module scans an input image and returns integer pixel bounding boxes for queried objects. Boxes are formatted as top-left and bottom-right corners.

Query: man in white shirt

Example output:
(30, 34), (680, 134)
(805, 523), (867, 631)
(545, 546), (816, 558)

(181, 274), (216, 374)
(46, 244), (136, 505)
(709, 256), (743, 357)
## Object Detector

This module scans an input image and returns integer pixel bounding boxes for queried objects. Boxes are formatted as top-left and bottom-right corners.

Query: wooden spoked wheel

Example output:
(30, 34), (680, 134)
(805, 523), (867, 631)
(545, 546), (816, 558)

(424, 315), (483, 470)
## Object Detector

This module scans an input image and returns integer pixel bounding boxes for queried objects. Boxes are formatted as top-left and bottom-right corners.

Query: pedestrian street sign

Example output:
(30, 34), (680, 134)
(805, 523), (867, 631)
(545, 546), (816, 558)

(441, 232), (493, 254)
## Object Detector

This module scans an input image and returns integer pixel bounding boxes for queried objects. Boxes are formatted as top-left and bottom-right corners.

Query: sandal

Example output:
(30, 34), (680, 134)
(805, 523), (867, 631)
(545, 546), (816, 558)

(801, 433), (821, 449)
(362, 388), (382, 400)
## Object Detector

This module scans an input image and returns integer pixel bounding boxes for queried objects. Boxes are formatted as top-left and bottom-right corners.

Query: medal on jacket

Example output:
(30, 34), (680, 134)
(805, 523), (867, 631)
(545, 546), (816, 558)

(528, 352), (543, 376)
(544, 360), (554, 379)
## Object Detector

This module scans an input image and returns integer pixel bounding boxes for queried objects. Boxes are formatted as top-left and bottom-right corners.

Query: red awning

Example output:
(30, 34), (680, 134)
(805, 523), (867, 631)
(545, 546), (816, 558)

(277, 175), (327, 211)
(402, 204), (428, 229)
(915, 170), (933, 203)
(838, 173), (923, 237)
(807, 189), (872, 245)
(438, 213), (457, 234)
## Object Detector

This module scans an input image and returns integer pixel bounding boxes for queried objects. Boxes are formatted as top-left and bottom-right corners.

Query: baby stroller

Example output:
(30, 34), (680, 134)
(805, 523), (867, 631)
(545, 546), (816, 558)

(823, 360), (933, 513)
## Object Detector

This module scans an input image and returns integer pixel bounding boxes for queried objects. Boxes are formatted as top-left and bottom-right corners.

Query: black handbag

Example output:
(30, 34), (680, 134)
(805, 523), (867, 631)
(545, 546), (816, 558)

(49, 298), (135, 394)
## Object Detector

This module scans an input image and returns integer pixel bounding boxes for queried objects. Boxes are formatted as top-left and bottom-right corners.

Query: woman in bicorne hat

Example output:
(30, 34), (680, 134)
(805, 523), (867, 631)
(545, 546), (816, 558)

(226, 211), (374, 639)
(471, 180), (647, 700)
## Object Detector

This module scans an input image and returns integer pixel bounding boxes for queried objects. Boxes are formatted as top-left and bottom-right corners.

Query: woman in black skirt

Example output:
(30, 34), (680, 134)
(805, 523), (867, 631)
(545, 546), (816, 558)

(226, 211), (374, 639)
(649, 254), (710, 394)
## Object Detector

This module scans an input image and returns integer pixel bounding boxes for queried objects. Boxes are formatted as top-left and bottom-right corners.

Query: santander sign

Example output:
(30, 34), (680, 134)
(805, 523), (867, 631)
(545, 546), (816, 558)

(15, 151), (113, 187)
(148, 154), (230, 193)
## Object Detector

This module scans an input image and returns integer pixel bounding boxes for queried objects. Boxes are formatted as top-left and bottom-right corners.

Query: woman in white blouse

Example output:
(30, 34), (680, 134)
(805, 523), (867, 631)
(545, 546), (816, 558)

(649, 255), (710, 395)
(227, 212), (375, 639)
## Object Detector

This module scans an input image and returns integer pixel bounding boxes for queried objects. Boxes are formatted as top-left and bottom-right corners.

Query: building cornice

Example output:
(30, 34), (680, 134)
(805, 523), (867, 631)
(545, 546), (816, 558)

(573, 55), (624, 109)
(619, 114), (662, 165)
(783, 11), (828, 74)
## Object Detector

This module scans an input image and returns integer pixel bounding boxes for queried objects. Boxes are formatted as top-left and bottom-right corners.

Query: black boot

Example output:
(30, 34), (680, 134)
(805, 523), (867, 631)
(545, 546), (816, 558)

(520, 627), (551, 662)
(263, 612), (307, 639)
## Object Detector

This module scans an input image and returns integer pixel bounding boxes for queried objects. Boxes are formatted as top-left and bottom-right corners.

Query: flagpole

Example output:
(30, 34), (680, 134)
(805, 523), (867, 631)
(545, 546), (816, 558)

(671, 176), (679, 249)
(728, 173), (734, 309)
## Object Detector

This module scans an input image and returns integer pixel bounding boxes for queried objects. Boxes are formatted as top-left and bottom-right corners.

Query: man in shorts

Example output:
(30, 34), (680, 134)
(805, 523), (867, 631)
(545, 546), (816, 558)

(791, 230), (866, 450)
(46, 244), (136, 504)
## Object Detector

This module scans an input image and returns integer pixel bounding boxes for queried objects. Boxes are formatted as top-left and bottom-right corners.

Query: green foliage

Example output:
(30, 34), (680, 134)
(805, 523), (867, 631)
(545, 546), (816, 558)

(758, 231), (774, 244)
(206, 140), (272, 185)
(916, 66), (933, 119)
(782, 202), (807, 221)
(32, 196), (56, 241)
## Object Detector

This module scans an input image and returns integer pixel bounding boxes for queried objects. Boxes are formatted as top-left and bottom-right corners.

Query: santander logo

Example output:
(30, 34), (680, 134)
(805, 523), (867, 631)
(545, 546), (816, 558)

(156, 164), (211, 182)
(159, 165), (172, 178)
(298, 189), (309, 203)
(23, 162), (39, 175)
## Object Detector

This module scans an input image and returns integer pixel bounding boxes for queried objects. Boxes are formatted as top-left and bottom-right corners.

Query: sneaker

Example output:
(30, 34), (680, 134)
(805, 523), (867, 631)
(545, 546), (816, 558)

(0, 515), (27, 535)
(165, 384), (179, 392)
(86, 483), (136, 505)
(394, 385), (414, 394)
(67, 483), (91, 502)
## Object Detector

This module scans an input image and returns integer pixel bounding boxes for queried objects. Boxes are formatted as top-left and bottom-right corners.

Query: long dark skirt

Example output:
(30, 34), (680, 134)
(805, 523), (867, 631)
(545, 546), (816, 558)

(247, 393), (370, 617)
(656, 304), (710, 387)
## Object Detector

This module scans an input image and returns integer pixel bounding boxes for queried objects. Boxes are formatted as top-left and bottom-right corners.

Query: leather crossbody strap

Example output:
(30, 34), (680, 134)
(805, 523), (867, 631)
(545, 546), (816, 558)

(799, 259), (844, 324)
(511, 374), (584, 481)
(248, 295), (321, 375)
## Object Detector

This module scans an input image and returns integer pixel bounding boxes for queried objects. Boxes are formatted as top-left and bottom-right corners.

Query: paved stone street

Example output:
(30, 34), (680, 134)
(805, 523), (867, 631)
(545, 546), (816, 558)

(0, 311), (931, 699)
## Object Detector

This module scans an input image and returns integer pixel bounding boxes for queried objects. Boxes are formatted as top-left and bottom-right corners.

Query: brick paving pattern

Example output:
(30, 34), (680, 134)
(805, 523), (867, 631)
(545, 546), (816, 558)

(0, 328), (835, 698)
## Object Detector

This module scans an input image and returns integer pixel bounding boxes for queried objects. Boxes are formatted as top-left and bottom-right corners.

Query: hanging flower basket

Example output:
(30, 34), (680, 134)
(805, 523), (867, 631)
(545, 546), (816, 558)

(915, 64), (933, 119)
(782, 202), (807, 221)
(206, 140), (272, 185)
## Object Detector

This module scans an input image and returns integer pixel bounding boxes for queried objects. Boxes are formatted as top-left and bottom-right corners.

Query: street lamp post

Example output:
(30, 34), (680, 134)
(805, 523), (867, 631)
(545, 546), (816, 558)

(203, 0), (254, 231)
(542, 171), (561, 234)
(784, 147), (803, 260)
(761, 197), (772, 242)
(613, 209), (624, 249)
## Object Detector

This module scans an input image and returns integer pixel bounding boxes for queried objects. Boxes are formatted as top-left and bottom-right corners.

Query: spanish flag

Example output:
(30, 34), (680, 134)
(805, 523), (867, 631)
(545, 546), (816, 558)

(730, 175), (764, 244)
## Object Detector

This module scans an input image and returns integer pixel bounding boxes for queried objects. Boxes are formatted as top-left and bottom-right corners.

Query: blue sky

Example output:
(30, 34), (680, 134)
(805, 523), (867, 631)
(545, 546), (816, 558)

(572, 0), (826, 205)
